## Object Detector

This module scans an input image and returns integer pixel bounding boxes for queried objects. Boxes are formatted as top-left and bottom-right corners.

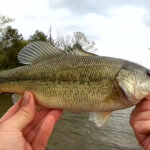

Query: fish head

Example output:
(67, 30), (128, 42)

(117, 63), (150, 104)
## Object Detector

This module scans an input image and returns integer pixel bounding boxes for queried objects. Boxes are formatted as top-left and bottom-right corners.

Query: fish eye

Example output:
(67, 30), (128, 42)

(147, 70), (150, 77)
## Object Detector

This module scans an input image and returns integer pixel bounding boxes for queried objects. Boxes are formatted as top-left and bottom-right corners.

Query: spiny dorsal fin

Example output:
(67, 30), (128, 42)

(18, 41), (97, 65)
(64, 48), (97, 56)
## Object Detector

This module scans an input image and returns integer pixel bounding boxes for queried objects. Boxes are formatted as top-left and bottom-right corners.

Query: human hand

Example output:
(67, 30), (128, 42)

(0, 91), (62, 150)
(130, 95), (150, 150)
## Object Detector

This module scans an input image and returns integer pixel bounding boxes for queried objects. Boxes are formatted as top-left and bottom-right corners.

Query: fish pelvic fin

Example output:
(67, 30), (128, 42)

(12, 94), (22, 103)
(18, 41), (97, 65)
(89, 111), (111, 127)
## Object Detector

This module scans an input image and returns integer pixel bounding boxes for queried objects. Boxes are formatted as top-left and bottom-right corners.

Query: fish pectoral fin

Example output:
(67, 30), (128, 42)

(89, 111), (111, 127)
(12, 94), (22, 103)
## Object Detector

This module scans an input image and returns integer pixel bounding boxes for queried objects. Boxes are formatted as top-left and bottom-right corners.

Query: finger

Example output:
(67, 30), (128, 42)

(32, 114), (56, 150)
(2, 92), (35, 131)
(0, 99), (22, 122)
(25, 119), (43, 143)
(132, 121), (150, 135)
(131, 100), (150, 115)
(142, 136), (150, 150)
(130, 111), (150, 126)
(146, 94), (150, 101)
(25, 110), (62, 143)
(131, 121), (150, 147)
(47, 109), (63, 122)
(23, 109), (50, 136)
(25, 142), (32, 150)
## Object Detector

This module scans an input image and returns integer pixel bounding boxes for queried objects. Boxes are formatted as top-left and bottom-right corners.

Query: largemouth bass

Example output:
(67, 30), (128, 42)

(0, 41), (150, 126)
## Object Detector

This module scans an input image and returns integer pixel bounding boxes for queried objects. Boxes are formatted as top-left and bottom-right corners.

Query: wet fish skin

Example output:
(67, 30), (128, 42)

(0, 54), (149, 113)
(1, 41), (150, 126)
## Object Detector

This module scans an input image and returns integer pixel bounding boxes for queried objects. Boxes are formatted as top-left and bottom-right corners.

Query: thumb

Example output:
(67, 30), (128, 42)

(3, 92), (35, 131)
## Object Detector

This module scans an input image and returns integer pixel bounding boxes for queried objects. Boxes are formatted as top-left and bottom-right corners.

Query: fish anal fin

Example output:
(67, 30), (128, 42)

(89, 111), (111, 127)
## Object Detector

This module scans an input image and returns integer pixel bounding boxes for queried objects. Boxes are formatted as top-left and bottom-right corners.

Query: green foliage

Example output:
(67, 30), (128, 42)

(0, 48), (19, 69)
(29, 30), (47, 42)
(0, 26), (27, 70)
(0, 26), (23, 49)
(0, 22), (97, 71)
(0, 15), (14, 33)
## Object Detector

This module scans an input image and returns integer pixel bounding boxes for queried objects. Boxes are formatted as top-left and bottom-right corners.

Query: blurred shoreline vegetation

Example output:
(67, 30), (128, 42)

(0, 15), (97, 70)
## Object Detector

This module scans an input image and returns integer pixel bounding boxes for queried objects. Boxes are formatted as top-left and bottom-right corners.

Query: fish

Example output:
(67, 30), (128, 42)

(0, 41), (150, 127)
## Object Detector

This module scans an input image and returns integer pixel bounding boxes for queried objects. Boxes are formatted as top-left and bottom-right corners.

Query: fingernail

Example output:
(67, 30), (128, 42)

(22, 92), (30, 106)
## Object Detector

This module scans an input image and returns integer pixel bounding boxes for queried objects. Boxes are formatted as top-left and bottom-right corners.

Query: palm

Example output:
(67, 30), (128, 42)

(22, 109), (62, 150)
(0, 104), (62, 150)
(0, 92), (62, 150)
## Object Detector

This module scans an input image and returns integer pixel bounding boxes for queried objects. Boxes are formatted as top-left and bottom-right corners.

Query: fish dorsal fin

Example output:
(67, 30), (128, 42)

(18, 41), (63, 65)
(89, 111), (111, 127)
(64, 48), (97, 56)
(18, 41), (97, 65)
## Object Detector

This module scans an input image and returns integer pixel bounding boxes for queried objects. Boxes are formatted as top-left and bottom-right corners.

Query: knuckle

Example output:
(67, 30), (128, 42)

(138, 101), (150, 111)
(140, 103), (149, 111)
(129, 115), (135, 127)
(129, 119), (133, 126)
(19, 108), (31, 119)
(139, 140), (145, 147)
(132, 122), (140, 132)
(0, 121), (9, 131)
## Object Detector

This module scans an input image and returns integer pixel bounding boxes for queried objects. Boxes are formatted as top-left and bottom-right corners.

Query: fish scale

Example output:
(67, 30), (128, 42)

(0, 56), (126, 111)
(0, 41), (150, 127)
